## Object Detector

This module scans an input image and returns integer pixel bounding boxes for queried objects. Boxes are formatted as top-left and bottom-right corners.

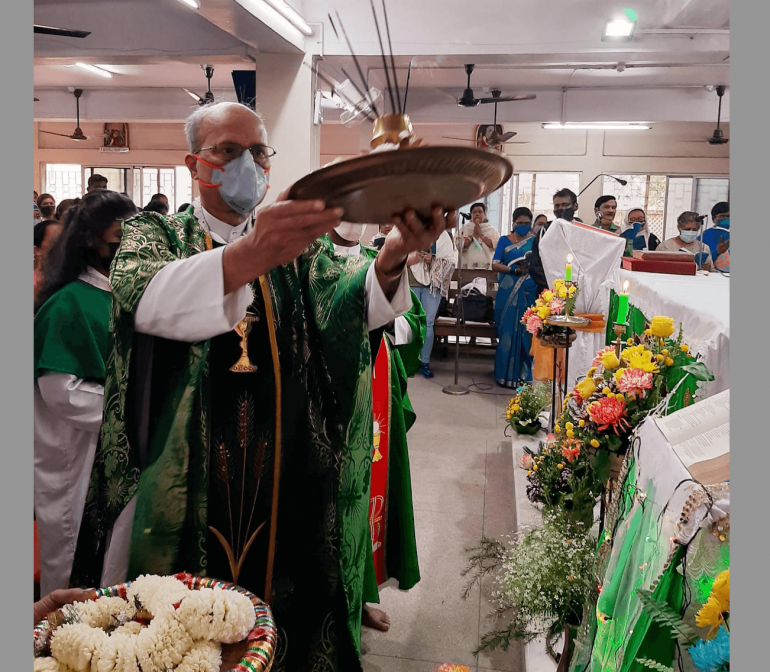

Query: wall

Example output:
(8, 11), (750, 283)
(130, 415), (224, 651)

(320, 120), (730, 224)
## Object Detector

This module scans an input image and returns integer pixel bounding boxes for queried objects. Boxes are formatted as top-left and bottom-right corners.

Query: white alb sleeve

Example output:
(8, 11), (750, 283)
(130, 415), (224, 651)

(365, 261), (411, 331)
(37, 374), (104, 433)
(134, 246), (252, 341)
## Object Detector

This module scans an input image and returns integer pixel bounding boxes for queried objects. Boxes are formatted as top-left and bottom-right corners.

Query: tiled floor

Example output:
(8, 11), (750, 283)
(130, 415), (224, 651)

(361, 355), (524, 672)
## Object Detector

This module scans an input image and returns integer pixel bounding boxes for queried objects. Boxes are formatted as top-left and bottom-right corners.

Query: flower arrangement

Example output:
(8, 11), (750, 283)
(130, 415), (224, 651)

(521, 280), (580, 338)
(523, 436), (605, 527)
(462, 510), (595, 661)
(34, 574), (270, 672)
(505, 382), (551, 435)
(554, 318), (714, 456)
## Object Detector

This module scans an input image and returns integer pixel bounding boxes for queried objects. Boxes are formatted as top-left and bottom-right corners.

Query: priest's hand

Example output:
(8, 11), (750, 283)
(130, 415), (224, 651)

(222, 188), (343, 294)
(35, 588), (97, 625)
(375, 205), (458, 299)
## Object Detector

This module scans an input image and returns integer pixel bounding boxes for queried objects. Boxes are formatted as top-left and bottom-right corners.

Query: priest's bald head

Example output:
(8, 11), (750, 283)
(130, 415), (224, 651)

(183, 101), (273, 225)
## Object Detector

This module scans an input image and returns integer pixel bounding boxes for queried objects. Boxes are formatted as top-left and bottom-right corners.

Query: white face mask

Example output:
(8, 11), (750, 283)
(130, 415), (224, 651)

(334, 222), (365, 243)
(679, 229), (699, 244)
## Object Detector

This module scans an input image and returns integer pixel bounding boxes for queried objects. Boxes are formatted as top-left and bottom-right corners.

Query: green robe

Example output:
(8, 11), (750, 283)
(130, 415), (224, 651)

(352, 243), (426, 603)
(72, 211), (381, 671)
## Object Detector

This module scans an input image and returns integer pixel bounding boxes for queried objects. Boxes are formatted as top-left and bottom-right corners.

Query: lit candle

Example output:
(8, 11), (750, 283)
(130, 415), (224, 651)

(565, 253), (573, 282)
(617, 280), (630, 324)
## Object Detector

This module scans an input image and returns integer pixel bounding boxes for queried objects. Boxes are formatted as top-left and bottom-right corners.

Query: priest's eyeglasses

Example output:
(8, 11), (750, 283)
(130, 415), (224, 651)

(198, 142), (277, 163)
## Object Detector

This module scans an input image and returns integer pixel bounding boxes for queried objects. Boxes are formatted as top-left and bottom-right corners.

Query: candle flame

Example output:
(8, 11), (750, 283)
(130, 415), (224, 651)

(622, 280), (629, 292)
(567, 254), (573, 263)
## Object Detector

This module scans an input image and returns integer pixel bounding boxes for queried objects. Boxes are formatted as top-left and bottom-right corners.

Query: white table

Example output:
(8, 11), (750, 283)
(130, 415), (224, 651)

(614, 269), (729, 397)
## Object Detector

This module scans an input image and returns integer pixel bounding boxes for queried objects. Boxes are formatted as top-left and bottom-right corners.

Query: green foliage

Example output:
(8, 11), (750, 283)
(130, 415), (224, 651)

(637, 589), (700, 648)
(505, 382), (552, 427)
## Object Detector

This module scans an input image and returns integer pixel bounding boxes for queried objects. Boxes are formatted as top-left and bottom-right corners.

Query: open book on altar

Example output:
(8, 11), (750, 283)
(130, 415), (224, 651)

(654, 389), (729, 484)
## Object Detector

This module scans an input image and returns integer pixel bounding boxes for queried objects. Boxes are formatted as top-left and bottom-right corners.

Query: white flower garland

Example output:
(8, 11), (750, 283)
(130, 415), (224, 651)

(42, 575), (256, 672)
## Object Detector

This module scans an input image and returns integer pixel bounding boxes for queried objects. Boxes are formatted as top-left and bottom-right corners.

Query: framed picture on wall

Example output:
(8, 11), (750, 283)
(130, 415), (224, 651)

(475, 124), (503, 153)
(101, 123), (129, 152)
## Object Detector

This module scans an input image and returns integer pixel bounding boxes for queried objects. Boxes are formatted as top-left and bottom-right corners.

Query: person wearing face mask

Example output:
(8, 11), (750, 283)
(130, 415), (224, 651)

(592, 195), (619, 232)
(529, 188), (579, 294)
(531, 214), (548, 237)
(657, 211), (714, 270)
(36, 193), (57, 222)
(702, 202), (730, 270)
(369, 220), (395, 250)
(324, 220), (425, 633)
(457, 202), (500, 269)
(491, 207), (537, 387)
(34, 190), (137, 596)
(69, 101), (457, 671)
(618, 207), (660, 255)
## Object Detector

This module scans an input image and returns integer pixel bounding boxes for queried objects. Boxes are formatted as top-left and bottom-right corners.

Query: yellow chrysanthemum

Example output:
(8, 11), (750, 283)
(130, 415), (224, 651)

(680, 344), (690, 353)
(533, 465), (538, 471)
(656, 354), (664, 362)
(565, 422), (573, 431)
(538, 306), (550, 320)
(627, 338), (634, 346)
(696, 569), (729, 631)
(566, 430), (575, 438)
(626, 351), (659, 374)
(527, 470), (532, 476)
(513, 404), (520, 411)
(665, 357), (674, 366)
(601, 351), (621, 370)
(590, 439), (600, 448)
(695, 599), (724, 629)
(579, 420), (585, 427)
(555, 424), (561, 433)
(557, 464), (564, 470)
(587, 367), (597, 376)
(602, 387), (612, 395)
(542, 290), (554, 303)
(711, 569), (730, 612)
(650, 316), (675, 338)
(576, 377), (597, 400)
(557, 286), (567, 299)
(662, 349), (669, 356)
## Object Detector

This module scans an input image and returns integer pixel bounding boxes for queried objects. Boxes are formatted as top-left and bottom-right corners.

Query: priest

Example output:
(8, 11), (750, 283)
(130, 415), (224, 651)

(71, 101), (456, 672)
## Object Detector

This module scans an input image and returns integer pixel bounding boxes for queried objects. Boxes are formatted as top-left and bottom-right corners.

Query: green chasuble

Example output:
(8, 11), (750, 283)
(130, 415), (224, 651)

(354, 243), (426, 603)
(72, 211), (381, 671)
(34, 279), (112, 382)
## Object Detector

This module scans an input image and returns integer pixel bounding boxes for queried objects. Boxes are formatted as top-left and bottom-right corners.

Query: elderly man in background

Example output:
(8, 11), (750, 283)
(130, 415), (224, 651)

(71, 101), (455, 672)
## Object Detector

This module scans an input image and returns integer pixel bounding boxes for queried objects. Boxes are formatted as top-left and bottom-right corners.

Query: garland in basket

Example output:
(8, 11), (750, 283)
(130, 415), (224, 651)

(33, 574), (271, 672)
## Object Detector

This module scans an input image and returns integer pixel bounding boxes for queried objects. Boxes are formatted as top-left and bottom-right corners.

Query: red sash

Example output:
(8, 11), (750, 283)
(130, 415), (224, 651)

(369, 335), (391, 586)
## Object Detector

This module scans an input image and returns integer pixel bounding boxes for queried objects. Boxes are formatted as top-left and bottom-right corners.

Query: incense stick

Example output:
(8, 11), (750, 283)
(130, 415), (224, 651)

(335, 10), (381, 119)
(369, 0), (396, 115)
(381, 0), (402, 114)
(403, 59), (413, 113)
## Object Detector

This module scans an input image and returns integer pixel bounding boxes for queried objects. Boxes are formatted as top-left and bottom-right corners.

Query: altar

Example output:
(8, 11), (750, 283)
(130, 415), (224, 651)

(606, 270), (729, 397)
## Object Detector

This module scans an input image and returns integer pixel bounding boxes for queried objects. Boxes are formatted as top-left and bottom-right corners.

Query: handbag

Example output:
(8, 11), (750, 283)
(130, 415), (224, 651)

(453, 289), (493, 323)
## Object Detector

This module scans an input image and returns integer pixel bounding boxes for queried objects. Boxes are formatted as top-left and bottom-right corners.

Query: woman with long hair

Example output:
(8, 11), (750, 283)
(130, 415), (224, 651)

(33, 219), (63, 306)
(492, 207), (538, 387)
(34, 190), (137, 594)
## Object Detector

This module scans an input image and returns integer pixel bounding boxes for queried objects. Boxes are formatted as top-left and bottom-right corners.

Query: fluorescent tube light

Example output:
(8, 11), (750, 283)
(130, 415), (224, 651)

(262, 0), (313, 36)
(75, 63), (113, 79)
(542, 123), (651, 131)
(176, 0), (201, 9)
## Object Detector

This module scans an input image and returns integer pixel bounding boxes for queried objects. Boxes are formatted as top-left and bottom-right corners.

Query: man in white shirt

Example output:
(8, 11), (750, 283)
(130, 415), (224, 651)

(71, 101), (456, 671)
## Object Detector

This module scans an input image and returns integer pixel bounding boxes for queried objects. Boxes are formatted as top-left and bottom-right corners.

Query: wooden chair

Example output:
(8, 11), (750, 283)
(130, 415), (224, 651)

(433, 268), (499, 356)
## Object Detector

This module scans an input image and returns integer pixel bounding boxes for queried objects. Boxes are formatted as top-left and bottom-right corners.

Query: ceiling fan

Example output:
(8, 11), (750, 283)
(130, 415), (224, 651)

(183, 65), (215, 106)
(684, 85), (728, 145)
(443, 90), (530, 146)
(457, 64), (536, 107)
(34, 24), (91, 39)
(39, 89), (87, 141)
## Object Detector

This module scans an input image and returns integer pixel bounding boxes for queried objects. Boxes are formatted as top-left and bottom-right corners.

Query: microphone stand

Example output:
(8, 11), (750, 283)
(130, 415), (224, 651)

(577, 173), (627, 197)
(443, 235), (469, 396)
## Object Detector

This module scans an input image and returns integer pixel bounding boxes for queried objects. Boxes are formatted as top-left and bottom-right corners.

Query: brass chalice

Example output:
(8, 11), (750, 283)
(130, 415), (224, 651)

(230, 314), (259, 373)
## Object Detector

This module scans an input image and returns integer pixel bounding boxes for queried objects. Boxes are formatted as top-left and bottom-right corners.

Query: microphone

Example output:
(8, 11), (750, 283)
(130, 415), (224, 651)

(577, 174), (627, 196)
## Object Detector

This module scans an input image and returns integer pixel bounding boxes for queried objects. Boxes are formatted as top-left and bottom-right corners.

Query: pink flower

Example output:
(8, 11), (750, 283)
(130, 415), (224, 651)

(546, 433), (556, 444)
(592, 346), (615, 368)
(549, 298), (565, 314)
(526, 314), (543, 335)
(615, 368), (653, 397)
(587, 397), (630, 435)
(521, 454), (534, 470)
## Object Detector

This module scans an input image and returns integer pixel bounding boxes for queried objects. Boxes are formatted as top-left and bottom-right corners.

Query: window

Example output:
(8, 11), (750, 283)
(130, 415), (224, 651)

(44, 164), (82, 203)
(84, 167), (128, 194)
(602, 174), (667, 239)
(603, 174), (729, 240)
(517, 172), (581, 220)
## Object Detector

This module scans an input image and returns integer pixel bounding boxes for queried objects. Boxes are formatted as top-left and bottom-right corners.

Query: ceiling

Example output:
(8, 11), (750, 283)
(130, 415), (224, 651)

(34, 0), (730, 125)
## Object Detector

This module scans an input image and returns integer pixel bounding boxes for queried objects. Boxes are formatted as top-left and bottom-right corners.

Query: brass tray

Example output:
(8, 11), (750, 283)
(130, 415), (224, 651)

(288, 146), (513, 223)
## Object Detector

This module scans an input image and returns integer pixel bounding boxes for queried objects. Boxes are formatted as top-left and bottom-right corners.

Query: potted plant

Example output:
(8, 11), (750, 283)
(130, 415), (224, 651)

(506, 382), (551, 435)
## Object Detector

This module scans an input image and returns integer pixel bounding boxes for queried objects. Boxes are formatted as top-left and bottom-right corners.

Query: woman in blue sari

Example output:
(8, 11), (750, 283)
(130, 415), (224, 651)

(493, 207), (538, 387)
